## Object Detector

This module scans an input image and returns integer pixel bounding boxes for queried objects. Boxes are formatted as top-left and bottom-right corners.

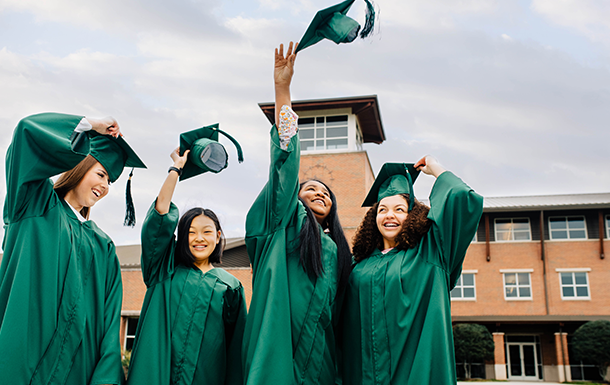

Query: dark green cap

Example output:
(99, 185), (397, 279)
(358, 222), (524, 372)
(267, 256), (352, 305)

(89, 133), (146, 183)
(362, 163), (421, 211)
(295, 0), (376, 53)
(81, 131), (147, 227)
(179, 123), (244, 181)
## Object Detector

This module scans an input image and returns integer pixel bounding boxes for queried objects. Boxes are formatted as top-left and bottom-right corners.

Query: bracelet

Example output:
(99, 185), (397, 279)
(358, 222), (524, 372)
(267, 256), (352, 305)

(168, 166), (182, 176)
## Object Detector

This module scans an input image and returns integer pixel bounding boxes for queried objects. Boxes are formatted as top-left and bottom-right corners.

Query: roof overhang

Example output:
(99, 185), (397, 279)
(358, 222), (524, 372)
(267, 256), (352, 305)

(482, 193), (610, 212)
(259, 95), (385, 144)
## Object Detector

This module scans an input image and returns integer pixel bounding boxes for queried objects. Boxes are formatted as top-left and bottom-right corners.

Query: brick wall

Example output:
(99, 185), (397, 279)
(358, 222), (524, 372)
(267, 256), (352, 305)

(299, 150), (375, 246)
(452, 239), (610, 317)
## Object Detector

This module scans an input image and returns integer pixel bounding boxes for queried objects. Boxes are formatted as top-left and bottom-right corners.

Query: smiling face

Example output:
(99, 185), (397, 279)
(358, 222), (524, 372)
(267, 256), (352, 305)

(64, 161), (110, 211)
(376, 194), (409, 250)
(188, 215), (221, 270)
(299, 180), (333, 225)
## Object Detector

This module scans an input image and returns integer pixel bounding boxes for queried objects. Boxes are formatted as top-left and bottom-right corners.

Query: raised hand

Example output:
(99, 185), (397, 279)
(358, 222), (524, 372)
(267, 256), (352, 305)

(274, 42), (297, 125)
(415, 155), (446, 178)
(89, 116), (121, 138)
(170, 147), (190, 169)
(274, 42), (297, 89)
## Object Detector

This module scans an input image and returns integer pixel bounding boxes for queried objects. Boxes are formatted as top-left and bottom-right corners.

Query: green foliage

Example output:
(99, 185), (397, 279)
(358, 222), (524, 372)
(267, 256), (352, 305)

(122, 349), (131, 375)
(572, 320), (610, 380)
(453, 323), (495, 364)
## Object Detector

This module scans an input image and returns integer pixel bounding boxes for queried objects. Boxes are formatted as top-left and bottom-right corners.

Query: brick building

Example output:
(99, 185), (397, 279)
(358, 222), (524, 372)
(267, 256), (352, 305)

(452, 193), (610, 382)
(111, 96), (609, 382)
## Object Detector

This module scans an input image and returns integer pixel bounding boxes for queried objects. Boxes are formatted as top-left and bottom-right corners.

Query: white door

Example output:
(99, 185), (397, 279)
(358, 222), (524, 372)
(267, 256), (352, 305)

(507, 343), (539, 380)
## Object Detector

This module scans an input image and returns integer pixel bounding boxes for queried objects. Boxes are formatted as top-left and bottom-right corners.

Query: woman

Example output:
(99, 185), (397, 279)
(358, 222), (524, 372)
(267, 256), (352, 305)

(341, 157), (484, 384)
(0, 113), (145, 384)
(242, 42), (352, 384)
(126, 147), (246, 385)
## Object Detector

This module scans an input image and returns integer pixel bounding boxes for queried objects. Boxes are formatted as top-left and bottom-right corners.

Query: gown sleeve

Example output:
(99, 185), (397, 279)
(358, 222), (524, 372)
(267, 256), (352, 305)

(89, 243), (125, 385)
(140, 201), (180, 287)
(4, 113), (90, 223)
(426, 171), (483, 288)
(245, 106), (301, 267)
(222, 284), (247, 385)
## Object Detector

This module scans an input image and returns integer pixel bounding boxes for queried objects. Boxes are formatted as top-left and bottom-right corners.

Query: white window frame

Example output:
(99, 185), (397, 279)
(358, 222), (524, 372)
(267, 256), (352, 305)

(606, 215), (610, 239)
(494, 218), (532, 242)
(298, 114), (350, 152)
(501, 269), (534, 301)
(124, 317), (139, 351)
(451, 270), (478, 301)
(556, 268), (591, 300)
(548, 216), (588, 240)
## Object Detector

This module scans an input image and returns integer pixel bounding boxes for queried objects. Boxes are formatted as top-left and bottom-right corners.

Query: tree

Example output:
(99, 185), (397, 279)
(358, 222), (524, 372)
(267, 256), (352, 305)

(453, 323), (494, 379)
(572, 320), (610, 381)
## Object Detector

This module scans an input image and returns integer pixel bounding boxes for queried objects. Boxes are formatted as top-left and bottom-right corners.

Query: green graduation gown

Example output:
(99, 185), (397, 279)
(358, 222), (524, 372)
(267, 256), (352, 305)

(0, 113), (124, 384)
(243, 126), (340, 385)
(341, 171), (483, 385)
(126, 202), (246, 385)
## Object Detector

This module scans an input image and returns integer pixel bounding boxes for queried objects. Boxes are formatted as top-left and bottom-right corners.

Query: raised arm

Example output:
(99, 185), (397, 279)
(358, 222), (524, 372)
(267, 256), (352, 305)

(246, 43), (301, 239)
(155, 148), (190, 215)
(274, 42), (297, 125)
(422, 156), (483, 287)
(139, 148), (189, 287)
(4, 113), (121, 223)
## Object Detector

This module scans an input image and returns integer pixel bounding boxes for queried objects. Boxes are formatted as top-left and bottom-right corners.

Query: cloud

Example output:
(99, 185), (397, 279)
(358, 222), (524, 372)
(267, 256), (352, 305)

(1, 0), (610, 246)
(379, 0), (500, 29)
(532, 0), (610, 45)
(0, 0), (230, 38)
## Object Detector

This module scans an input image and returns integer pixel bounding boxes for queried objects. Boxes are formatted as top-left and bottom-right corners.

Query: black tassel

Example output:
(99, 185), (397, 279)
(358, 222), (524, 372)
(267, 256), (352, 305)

(360, 0), (376, 39)
(124, 168), (136, 227)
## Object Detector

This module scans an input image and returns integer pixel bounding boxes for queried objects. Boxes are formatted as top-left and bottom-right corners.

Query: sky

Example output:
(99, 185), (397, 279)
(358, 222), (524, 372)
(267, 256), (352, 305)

(1, 0), (609, 246)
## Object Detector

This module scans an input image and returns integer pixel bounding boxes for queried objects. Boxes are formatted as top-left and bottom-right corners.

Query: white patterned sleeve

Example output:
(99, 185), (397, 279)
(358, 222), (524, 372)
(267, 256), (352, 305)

(278, 105), (298, 151)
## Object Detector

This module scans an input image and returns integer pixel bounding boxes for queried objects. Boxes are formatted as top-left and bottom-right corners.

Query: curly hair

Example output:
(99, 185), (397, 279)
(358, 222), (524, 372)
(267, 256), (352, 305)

(352, 194), (432, 262)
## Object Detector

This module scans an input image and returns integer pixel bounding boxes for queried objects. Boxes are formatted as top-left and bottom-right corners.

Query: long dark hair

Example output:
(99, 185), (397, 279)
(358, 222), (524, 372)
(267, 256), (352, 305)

(298, 179), (352, 297)
(54, 155), (99, 219)
(352, 194), (432, 262)
(176, 208), (225, 267)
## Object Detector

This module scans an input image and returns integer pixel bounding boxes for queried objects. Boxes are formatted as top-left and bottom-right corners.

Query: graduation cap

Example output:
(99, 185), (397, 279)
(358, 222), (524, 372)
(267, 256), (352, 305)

(88, 132), (147, 226)
(295, 0), (376, 53)
(362, 162), (423, 211)
(179, 123), (244, 181)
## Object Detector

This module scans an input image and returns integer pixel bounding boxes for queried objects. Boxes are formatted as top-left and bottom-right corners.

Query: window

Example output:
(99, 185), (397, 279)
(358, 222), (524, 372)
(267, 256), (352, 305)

(451, 272), (476, 300)
(549, 216), (587, 240)
(606, 215), (610, 239)
(501, 270), (533, 300)
(355, 121), (363, 150)
(557, 269), (591, 300)
(124, 317), (139, 351)
(495, 218), (531, 241)
(299, 115), (348, 151)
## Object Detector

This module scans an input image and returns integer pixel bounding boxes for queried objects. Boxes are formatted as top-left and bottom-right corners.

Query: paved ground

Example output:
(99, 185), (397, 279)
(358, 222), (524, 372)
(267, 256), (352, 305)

(458, 382), (563, 384)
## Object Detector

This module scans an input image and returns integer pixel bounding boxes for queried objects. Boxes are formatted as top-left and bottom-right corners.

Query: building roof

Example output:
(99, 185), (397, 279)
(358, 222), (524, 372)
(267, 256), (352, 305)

(117, 236), (248, 268)
(481, 192), (610, 212)
(258, 95), (385, 144)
